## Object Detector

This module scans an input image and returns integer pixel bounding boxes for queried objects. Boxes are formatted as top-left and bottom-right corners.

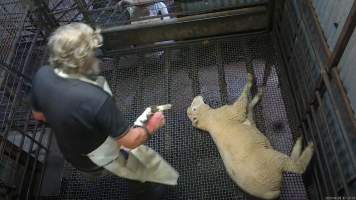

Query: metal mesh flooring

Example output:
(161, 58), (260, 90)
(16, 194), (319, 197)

(43, 33), (308, 200)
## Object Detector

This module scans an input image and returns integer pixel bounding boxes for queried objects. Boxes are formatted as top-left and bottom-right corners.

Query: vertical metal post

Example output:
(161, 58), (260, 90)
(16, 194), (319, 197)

(305, 112), (336, 195)
(10, 112), (32, 184)
(34, 130), (52, 199)
(331, 68), (356, 133)
(309, 105), (337, 195)
(301, 122), (323, 200)
(315, 91), (350, 195)
(25, 127), (46, 199)
(321, 71), (356, 169)
(16, 124), (44, 200)
(0, 31), (39, 160)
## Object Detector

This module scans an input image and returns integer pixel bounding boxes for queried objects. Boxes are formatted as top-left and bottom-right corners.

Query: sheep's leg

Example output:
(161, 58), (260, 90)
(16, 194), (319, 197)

(291, 136), (303, 161)
(282, 143), (314, 174)
(233, 73), (253, 116)
(246, 90), (263, 127)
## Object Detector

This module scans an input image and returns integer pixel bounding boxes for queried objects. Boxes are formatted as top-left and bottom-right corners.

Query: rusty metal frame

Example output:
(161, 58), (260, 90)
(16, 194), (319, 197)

(102, 6), (269, 50)
(327, 1), (356, 71)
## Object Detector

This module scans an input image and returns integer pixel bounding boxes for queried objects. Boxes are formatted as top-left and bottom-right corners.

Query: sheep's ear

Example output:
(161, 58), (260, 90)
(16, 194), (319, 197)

(192, 96), (204, 106)
(195, 96), (204, 102)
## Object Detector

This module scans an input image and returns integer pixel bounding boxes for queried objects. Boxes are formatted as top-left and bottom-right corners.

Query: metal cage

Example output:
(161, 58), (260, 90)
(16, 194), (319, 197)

(0, 0), (355, 199)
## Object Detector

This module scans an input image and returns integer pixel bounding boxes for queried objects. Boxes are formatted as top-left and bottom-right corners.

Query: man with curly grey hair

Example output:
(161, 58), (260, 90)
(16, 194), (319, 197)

(31, 22), (178, 200)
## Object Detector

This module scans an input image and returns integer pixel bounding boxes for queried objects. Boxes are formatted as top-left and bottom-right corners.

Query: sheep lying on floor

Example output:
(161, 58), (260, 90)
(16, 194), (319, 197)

(187, 73), (314, 199)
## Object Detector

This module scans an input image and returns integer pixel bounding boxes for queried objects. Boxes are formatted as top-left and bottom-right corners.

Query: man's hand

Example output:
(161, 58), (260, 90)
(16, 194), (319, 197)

(118, 112), (165, 149)
(146, 112), (165, 134)
(120, 107), (167, 149)
(134, 107), (152, 127)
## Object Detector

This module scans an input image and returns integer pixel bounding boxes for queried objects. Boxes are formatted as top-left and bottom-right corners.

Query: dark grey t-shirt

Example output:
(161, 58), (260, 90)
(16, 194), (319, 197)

(31, 66), (129, 171)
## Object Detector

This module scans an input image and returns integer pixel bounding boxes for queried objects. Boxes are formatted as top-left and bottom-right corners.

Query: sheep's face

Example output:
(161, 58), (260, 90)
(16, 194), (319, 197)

(187, 96), (211, 130)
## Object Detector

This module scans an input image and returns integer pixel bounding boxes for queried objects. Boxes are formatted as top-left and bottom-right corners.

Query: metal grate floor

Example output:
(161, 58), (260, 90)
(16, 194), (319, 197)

(43, 33), (308, 200)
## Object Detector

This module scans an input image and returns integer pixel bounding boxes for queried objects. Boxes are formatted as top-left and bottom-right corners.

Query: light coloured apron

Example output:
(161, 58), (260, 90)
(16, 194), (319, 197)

(55, 69), (179, 185)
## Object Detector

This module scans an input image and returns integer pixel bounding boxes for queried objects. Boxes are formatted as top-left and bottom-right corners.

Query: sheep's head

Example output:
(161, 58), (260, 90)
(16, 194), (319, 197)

(187, 96), (211, 131)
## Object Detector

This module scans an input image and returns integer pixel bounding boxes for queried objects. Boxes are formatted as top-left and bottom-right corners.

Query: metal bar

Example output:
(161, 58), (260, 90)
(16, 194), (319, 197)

(321, 71), (356, 169)
(0, 31), (38, 160)
(51, 4), (77, 15)
(102, 6), (268, 50)
(328, 0), (356, 70)
(34, 130), (52, 200)
(0, 0), (22, 6)
(25, 127), (46, 199)
(5, 8), (28, 64)
(315, 91), (350, 195)
(12, 128), (49, 151)
(11, 112), (32, 184)
(65, 11), (81, 22)
(301, 122), (323, 199)
(31, 0), (60, 33)
(16, 125), (44, 199)
(74, 0), (94, 24)
(106, 30), (268, 56)
(292, 0), (328, 92)
(305, 111), (336, 195)
(274, 26), (303, 122)
(310, 104), (337, 195)
(49, 0), (65, 12)
(304, 0), (332, 60)
(53, 4), (78, 19)
(331, 68), (356, 132)
(0, 62), (32, 82)
(291, 45), (309, 114)
(0, 72), (29, 164)
(88, 1), (267, 16)
(176, 1), (269, 17)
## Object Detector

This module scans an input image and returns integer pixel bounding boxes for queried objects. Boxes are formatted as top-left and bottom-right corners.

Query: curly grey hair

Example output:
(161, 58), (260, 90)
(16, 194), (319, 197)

(47, 23), (103, 75)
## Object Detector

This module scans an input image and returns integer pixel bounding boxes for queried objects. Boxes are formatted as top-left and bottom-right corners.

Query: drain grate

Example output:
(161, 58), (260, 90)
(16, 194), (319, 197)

(43, 33), (308, 200)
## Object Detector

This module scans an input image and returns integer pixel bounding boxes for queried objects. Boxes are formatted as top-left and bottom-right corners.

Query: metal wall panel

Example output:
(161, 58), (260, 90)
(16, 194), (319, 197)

(311, 0), (353, 50)
(275, 0), (356, 198)
(339, 28), (356, 117)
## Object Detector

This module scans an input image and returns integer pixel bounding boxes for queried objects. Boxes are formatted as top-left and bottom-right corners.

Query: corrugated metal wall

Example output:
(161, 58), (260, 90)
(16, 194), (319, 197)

(311, 0), (353, 50)
(339, 29), (356, 117)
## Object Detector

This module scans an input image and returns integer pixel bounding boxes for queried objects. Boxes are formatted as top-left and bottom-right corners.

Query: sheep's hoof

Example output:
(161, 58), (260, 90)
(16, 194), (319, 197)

(296, 136), (303, 143)
(256, 90), (263, 100)
(247, 73), (254, 82)
(307, 142), (314, 151)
